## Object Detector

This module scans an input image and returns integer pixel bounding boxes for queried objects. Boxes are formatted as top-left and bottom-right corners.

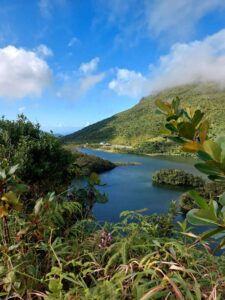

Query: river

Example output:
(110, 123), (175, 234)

(79, 148), (200, 223)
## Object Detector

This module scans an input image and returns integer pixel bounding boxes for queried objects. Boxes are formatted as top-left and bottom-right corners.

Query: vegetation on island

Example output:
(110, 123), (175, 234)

(152, 168), (225, 214)
(1, 96), (225, 299)
(152, 169), (204, 187)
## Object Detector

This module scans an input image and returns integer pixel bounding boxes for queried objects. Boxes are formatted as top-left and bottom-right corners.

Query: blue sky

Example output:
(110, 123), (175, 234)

(1, 0), (225, 134)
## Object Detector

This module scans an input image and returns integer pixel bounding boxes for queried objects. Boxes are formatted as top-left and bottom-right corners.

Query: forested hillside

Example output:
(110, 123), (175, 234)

(63, 83), (225, 145)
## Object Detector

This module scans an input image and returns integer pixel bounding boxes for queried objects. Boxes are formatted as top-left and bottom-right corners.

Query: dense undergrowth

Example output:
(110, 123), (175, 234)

(1, 103), (225, 299)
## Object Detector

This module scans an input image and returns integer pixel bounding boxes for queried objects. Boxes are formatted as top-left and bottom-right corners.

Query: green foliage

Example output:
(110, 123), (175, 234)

(0, 115), (74, 192)
(72, 151), (115, 176)
(0, 162), (224, 300)
(1, 182), (225, 299)
(155, 96), (225, 251)
(180, 181), (225, 212)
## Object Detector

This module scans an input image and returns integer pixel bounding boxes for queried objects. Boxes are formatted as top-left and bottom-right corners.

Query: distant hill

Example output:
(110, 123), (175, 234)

(62, 83), (225, 146)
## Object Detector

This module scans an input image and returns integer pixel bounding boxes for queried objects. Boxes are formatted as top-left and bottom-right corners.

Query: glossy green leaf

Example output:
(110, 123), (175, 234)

(188, 190), (208, 209)
(208, 174), (225, 181)
(187, 209), (218, 226)
(196, 150), (212, 161)
(219, 192), (225, 206)
(202, 140), (221, 162)
(178, 122), (195, 140)
(191, 110), (204, 127)
(194, 162), (222, 176)
(171, 97), (180, 113)
(165, 123), (178, 133)
(1, 191), (18, 205)
(201, 227), (225, 240)
(160, 127), (171, 135)
(199, 121), (209, 144)
(155, 99), (171, 114)
(166, 115), (179, 122)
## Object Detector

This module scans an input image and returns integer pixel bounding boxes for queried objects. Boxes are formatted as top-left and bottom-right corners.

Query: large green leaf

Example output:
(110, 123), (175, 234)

(219, 192), (225, 206)
(202, 140), (221, 162)
(155, 99), (171, 114)
(188, 191), (208, 209)
(178, 122), (195, 140)
(171, 97), (180, 113)
(165, 123), (178, 133)
(196, 150), (212, 161)
(201, 227), (225, 240)
(187, 200), (219, 226)
(191, 110), (204, 127)
(194, 162), (222, 176)
(216, 136), (225, 165)
(1, 191), (18, 205)
(195, 201), (218, 222)
(187, 209), (218, 226)
(199, 120), (209, 144)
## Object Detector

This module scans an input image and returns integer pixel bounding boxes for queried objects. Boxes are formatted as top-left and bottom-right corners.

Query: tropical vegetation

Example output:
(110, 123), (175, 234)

(1, 96), (225, 299)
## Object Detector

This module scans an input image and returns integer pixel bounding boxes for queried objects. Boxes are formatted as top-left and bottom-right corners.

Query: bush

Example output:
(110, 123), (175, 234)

(0, 115), (74, 192)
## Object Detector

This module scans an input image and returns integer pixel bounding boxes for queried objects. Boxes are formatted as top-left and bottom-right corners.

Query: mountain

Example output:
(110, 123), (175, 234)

(62, 83), (225, 146)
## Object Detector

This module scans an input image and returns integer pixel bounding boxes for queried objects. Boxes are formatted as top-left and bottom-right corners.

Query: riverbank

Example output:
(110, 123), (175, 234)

(64, 142), (192, 159)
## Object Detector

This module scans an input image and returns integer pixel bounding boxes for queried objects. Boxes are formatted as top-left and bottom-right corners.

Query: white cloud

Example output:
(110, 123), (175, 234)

(79, 57), (100, 74)
(108, 69), (148, 98)
(35, 44), (53, 57)
(68, 37), (79, 47)
(0, 45), (51, 99)
(149, 28), (225, 92)
(109, 29), (225, 97)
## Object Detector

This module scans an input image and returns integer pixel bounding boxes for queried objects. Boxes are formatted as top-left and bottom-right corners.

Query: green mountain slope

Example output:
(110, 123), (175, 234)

(63, 83), (225, 145)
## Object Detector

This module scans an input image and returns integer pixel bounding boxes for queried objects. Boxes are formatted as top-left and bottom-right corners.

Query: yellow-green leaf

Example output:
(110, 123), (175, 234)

(203, 140), (221, 162)
(0, 205), (9, 218)
(1, 191), (18, 205)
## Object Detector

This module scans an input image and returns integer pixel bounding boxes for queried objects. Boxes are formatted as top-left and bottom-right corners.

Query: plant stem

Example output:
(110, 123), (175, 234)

(2, 216), (10, 246)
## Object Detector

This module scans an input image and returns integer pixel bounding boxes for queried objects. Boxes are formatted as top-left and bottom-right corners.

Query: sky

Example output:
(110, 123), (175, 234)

(1, 0), (225, 134)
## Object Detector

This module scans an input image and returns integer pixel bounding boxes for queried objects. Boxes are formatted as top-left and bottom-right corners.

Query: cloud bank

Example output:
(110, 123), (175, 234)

(109, 29), (225, 98)
(0, 46), (51, 99)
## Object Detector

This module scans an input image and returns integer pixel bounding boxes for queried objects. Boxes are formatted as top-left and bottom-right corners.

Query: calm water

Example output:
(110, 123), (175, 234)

(79, 148), (200, 222)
